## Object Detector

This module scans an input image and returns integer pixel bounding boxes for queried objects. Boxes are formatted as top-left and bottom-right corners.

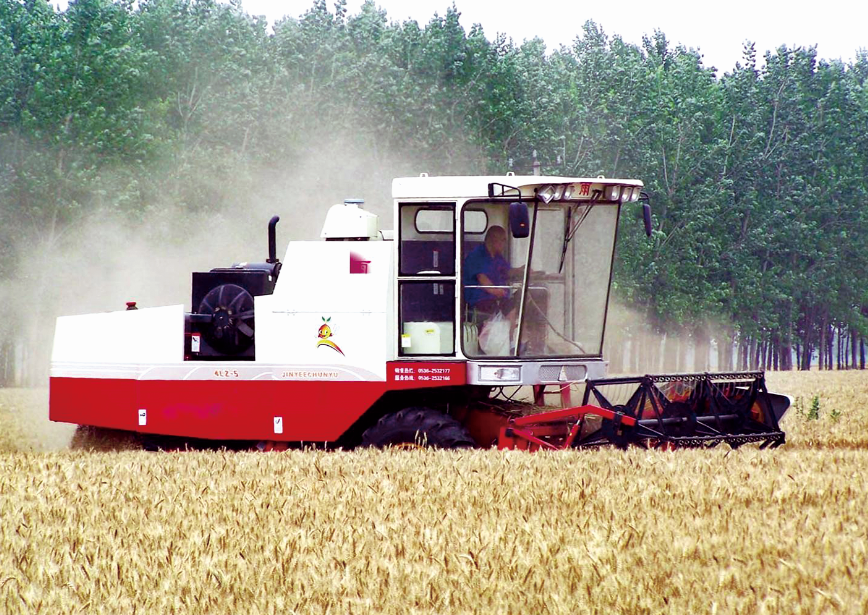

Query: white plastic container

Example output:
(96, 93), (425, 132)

(402, 321), (454, 355)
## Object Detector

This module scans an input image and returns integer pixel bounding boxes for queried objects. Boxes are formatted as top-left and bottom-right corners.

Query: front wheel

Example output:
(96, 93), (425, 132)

(361, 407), (476, 449)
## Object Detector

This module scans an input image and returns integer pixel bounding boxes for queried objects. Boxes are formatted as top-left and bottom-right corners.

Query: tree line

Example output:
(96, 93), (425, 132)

(1, 0), (867, 383)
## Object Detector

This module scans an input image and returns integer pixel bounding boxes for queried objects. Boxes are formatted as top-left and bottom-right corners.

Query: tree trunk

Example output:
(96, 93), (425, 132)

(861, 338), (866, 370)
(723, 328), (736, 372)
(800, 305), (814, 370)
(819, 320), (827, 370)
(678, 335), (689, 373)
(753, 337), (762, 370)
(716, 327), (731, 372)
(638, 329), (649, 374)
(695, 326), (710, 372)
(716, 332), (726, 371)
(728, 330), (737, 371)
(605, 327), (621, 373)
(745, 336), (752, 370)
(801, 342), (812, 371)
(782, 325), (792, 370)
(662, 333), (674, 372)
(841, 328), (847, 369)
(839, 326), (844, 370)
(744, 336), (752, 370)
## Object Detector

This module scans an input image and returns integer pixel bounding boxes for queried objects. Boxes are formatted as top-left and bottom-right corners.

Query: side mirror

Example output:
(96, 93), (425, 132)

(509, 202), (530, 238)
(643, 202), (653, 237)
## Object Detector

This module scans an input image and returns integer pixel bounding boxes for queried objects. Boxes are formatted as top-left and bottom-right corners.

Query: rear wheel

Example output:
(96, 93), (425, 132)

(361, 407), (476, 449)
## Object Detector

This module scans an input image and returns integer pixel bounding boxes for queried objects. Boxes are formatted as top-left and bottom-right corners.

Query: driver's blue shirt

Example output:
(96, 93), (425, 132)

(463, 244), (510, 306)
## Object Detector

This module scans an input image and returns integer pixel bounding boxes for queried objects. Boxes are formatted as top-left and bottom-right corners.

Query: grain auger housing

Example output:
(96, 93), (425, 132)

(49, 175), (790, 450)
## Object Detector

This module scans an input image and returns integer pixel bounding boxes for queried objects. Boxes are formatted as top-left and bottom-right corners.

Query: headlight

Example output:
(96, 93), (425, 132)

(604, 185), (621, 201)
(479, 366), (521, 382)
(553, 185), (565, 201)
(620, 186), (633, 202)
(537, 185), (556, 203)
(622, 186), (640, 202)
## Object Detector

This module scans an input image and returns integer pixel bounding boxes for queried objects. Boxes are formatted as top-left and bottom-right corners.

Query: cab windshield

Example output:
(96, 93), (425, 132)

(460, 200), (619, 358)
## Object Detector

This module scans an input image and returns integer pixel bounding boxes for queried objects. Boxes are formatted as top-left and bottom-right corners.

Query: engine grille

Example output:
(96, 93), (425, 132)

(539, 365), (585, 382)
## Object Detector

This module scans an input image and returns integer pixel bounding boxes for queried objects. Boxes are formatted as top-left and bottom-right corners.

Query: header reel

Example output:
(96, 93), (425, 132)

(498, 372), (788, 451)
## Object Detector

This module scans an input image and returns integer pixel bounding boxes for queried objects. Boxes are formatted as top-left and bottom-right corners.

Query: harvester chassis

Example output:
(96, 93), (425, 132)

(50, 175), (791, 450)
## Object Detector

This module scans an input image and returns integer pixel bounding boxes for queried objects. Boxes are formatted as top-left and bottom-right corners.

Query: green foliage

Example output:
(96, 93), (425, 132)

(1, 0), (868, 378)
(794, 395), (829, 421)
(808, 395), (821, 421)
(793, 396), (805, 419)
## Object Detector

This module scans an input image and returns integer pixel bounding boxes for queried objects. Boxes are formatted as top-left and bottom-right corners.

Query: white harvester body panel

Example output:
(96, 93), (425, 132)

(51, 305), (185, 378)
(257, 241), (394, 379)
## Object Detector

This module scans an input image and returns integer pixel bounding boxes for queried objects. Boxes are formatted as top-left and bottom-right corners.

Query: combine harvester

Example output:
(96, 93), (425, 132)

(50, 175), (790, 450)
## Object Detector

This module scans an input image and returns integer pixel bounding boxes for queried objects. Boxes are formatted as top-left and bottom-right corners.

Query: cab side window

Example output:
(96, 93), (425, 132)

(399, 205), (455, 276)
(398, 203), (456, 356)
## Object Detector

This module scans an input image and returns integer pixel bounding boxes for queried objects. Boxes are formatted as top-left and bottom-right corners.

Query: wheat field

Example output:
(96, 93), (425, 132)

(1, 371), (867, 613)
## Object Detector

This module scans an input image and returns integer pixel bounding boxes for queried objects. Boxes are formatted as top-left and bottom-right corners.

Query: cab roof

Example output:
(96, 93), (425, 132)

(392, 175), (643, 200)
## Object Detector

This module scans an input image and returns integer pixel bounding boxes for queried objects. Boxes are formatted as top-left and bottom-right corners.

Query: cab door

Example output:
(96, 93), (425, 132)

(397, 203), (456, 356)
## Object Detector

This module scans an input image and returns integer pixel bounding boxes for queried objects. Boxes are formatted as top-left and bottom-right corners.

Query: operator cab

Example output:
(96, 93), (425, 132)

(394, 176), (643, 379)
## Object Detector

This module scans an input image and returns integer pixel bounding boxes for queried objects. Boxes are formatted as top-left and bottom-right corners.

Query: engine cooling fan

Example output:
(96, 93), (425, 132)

(197, 284), (255, 355)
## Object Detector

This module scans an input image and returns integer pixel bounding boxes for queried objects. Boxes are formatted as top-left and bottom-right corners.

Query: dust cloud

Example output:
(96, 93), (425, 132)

(604, 300), (737, 376)
(3, 118), (742, 450)
(2, 121), (463, 450)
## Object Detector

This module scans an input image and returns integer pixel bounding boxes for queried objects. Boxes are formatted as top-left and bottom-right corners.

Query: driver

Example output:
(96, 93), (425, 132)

(461, 226), (513, 314)
(464, 225), (553, 355)
(462, 225), (523, 318)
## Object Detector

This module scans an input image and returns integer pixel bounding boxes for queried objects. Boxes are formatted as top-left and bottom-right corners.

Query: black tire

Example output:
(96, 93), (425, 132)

(361, 407), (476, 449)
(139, 433), (190, 452)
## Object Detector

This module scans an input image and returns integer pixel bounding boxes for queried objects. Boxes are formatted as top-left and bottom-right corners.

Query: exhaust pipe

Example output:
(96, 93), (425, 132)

(267, 216), (280, 263)
(267, 215), (281, 278)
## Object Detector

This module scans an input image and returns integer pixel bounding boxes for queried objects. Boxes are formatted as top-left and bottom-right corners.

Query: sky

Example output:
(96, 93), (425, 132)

(50, 0), (866, 74)
(243, 0), (867, 74)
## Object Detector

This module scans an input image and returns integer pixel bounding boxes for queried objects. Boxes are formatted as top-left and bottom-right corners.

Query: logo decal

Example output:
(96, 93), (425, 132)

(350, 251), (371, 274)
(316, 317), (345, 355)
